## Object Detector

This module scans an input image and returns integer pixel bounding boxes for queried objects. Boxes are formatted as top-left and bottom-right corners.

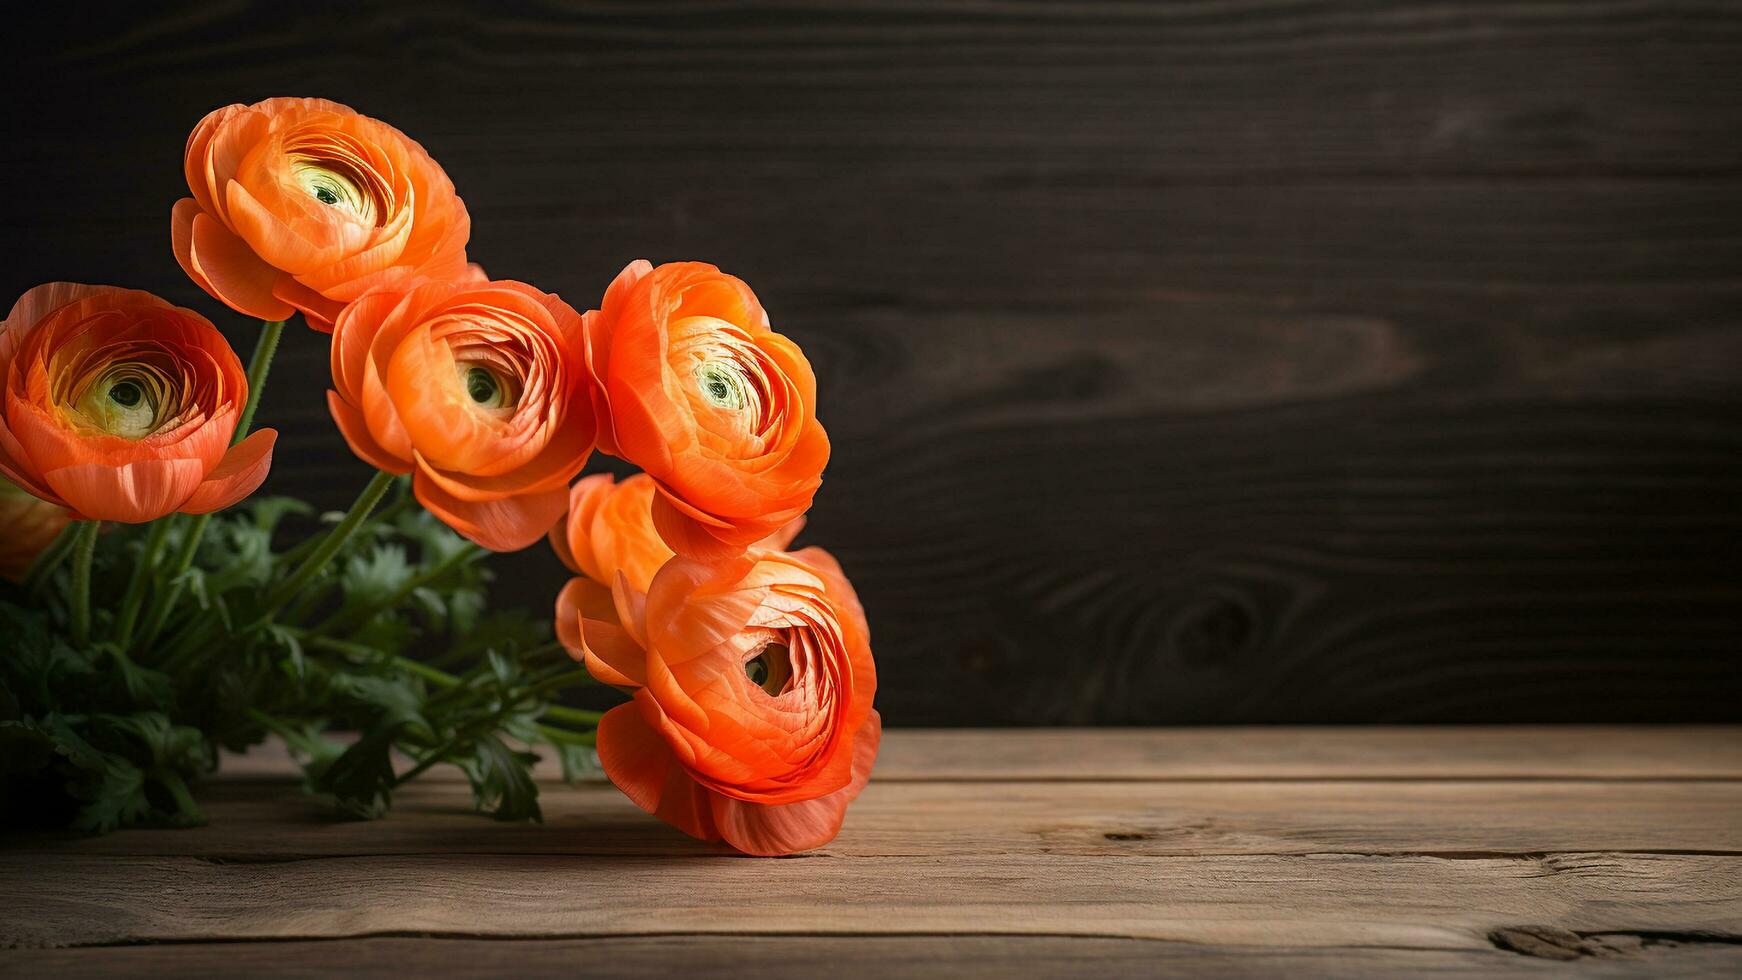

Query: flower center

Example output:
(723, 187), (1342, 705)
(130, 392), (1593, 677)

(745, 641), (792, 695)
(291, 160), (379, 224)
(108, 381), (143, 408)
(458, 365), (516, 411)
(694, 361), (748, 410)
(73, 366), (171, 440)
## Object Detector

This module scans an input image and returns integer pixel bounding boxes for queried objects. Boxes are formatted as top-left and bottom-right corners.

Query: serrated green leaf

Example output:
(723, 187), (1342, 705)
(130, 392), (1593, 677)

(342, 545), (413, 608)
(460, 734), (542, 822)
(312, 724), (401, 820)
(263, 623), (306, 680)
(249, 496), (314, 533)
(553, 742), (601, 784)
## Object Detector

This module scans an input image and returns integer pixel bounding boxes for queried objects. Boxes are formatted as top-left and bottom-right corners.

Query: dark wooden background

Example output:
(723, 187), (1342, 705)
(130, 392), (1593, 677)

(1, 2), (1738, 724)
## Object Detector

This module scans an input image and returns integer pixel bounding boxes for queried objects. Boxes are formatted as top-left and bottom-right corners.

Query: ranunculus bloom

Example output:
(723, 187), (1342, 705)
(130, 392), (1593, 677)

(584, 261), (830, 560)
(0, 284), (276, 523)
(328, 278), (596, 551)
(0, 475), (72, 582)
(549, 471), (804, 595)
(558, 547), (879, 855)
(173, 97), (470, 331)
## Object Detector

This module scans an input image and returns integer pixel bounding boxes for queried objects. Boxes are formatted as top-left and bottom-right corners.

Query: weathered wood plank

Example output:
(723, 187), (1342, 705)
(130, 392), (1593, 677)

(6, 935), (1742, 980)
(7, 1), (1742, 180)
(7, 779), (1738, 861)
(213, 727), (1742, 782)
(2, 851), (1736, 949)
(191, 179), (1742, 725)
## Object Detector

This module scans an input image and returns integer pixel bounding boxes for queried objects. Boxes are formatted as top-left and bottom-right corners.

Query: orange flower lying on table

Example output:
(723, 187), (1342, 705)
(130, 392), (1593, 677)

(0, 283), (276, 523)
(583, 261), (830, 560)
(557, 546), (879, 855)
(173, 97), (471, 331)
(0, 475), (71, 582)
(327, 278), (596, 550)
(549, 471), (804, 595)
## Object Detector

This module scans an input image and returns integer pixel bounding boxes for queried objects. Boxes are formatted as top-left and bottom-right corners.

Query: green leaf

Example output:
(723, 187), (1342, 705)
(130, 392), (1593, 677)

(553, 742), (600, 784)
(342, 545), (413, 609)
(394, 509), (474, 566)
(312, 724), (401, 820)
(68, 757), (152, 833)
(263, 623), (306, 681)
(248, 496), (314, 534)
(459, 734), (542, 822)
(99, 645), (175, 712)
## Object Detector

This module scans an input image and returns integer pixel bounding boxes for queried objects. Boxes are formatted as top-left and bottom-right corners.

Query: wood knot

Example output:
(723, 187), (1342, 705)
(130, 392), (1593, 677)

(1167, 592), (1258, 667)
(1490, 926), (1645, 960)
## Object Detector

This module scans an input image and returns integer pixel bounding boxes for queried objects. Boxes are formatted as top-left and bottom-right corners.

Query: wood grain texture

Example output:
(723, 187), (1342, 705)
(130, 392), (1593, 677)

(6, 779), (1739, 861)
(8, 936), (1742, 980)
(1, 2), (1740, 722)
(3, 729), (1740, 975)
(210, 725), (1742, 781)
(5, 851), (1739, 949)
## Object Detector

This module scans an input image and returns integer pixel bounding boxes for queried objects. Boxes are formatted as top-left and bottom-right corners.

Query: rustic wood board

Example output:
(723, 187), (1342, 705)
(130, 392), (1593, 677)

(2, 3), (1740, 725)
(3, 728), (1740, 976)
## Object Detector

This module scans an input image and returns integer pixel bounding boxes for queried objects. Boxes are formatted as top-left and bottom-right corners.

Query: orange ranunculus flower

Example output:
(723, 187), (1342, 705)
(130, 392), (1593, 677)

(557, 547), (879, 855)
(0, 285), (276, 523)
(0, 475), (72, 582)
(583, 261), (830, 560)
(172, 97), (470, 331)
(549, 471), (805, 595)
(328, 278), (596, 551)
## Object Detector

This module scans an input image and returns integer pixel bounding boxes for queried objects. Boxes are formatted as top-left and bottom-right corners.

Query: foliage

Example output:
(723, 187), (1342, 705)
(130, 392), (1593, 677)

(0, 487), (600, 833)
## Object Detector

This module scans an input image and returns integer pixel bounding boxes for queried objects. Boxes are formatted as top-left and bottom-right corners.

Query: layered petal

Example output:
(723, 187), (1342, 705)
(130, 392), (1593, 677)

(582, 261), (829, 560)
(172, 97), (470, 331)
(327, 278), (596, 550)
(557, 546), (878, 855)
(0, 283), (275, 522)
(181, 429), (277, 513)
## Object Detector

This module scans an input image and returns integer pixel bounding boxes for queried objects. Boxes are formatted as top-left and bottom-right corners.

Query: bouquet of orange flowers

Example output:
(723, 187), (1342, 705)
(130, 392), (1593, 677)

(0, 98), (877, 856)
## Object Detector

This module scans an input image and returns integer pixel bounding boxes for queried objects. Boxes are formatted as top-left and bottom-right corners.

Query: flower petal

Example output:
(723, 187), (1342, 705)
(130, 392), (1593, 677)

(596, 702), (721, 844)
(176, 202), (296, 321)
(412, 466), (567, 551)
(710, 711), (880, 856)
(180, 429), (277, 514)
(41, 458), (206, 523)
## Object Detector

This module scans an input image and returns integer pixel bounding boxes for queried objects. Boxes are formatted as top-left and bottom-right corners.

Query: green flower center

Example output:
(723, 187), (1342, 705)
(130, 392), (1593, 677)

(73, 367), (170, 440)
(458, 365), (516, 411)
(108, 381), (143, 408)
(292, 161), (377, 223)
(744, 641), (792, 695)
(694, 361), (747, 410)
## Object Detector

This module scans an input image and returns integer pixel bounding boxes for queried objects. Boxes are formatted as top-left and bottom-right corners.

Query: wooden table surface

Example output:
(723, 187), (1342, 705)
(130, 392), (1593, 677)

(3, 727), (1740, 977)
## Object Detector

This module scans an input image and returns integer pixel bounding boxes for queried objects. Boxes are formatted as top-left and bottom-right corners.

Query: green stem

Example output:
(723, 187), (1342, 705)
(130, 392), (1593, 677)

(306, 635), (464, 691)
(233, 320), (284, 445)
(155, 769), (205, 824)
(393, 742), (454, 787)
(134, 513), (211, 657)
(523, 669), (596, 698)
(245, 707), (299, 741)
(256, 470), (396, 623)
(114, 520), (171, 647)
(541, 703), (604, 726)
(67, 521), (100, 646)
(157, 470), (392, 671)
(137, 321), (283, 655)
(536, 723), (596, 746)
(22, 521), (80, 596)
(311, 543), (483, 639)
